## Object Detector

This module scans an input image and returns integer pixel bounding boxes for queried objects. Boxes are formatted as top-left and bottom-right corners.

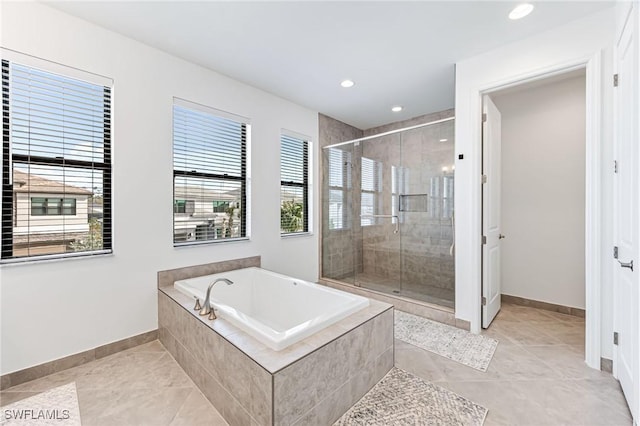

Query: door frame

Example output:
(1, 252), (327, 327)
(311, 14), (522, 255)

(466, 51), (602, 369)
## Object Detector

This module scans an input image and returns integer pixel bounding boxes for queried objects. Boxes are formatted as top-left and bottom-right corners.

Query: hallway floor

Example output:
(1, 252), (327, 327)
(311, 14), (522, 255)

(0, 304), (632, 425)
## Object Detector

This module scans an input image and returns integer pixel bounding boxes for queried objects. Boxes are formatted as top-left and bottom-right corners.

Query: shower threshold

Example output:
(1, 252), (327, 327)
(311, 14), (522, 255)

(350, 273), (455, 309)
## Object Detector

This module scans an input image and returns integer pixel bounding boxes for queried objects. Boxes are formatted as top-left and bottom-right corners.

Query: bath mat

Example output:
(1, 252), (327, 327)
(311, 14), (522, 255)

(0, 382), (82, 426)
(395, 311), (498, 372)
(334, 367), (487, 425)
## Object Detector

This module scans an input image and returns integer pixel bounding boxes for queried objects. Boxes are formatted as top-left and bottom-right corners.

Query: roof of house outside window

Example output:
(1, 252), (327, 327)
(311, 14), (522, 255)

(12, 170), (93, 196)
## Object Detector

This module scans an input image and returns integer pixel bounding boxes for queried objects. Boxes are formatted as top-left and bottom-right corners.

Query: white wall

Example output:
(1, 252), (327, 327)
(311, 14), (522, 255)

(492, 75), (586, 309)
(0, 2), (319, 375)
(454, 7), (615, 362)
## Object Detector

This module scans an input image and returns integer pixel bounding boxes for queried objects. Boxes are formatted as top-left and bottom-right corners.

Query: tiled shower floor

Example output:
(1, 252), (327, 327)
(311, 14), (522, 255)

(0, 304), (631, 425)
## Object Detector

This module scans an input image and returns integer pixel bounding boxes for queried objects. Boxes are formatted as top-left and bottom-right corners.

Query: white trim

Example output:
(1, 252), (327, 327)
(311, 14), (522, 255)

(0, 47), (113, 87)
(281, 128), (312, 143)
(464, 52), (602, 369)
(322, 116), (455, 149)
(173, 97), (251, 125)
(585, 52), (603, 370)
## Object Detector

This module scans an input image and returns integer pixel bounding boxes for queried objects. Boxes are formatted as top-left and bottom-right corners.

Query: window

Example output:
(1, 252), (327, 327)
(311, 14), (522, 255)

(280, 134), (309, 234)
(173, 100), (248, 244)
(361, 157), (382, 226)
(327, 147), (351, 230)
(1, 59), (112, 261)
(212, 201), (229, 213)
(31, 198), (76, 216)
(173, 199), (195, 215)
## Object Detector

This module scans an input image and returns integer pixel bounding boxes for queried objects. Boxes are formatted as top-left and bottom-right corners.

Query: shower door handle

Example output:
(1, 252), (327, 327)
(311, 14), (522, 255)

(618, 259), (634, 271)
(360, 214), (399, 234)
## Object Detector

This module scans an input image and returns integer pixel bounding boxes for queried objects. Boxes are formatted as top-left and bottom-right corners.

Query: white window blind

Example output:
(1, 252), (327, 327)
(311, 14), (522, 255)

(327, 147), (351, 230)
(280, 134), (309, 234)
(1, 60), (112, 261)
(361, 157), (382, 226)
(172, 102), (248, 244)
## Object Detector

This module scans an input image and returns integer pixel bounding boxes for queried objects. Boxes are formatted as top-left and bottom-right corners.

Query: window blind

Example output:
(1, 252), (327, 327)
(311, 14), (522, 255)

(1, 60), (112, 261)
(326, 147), (351, 230)
(173, 103), (248, 244)
(361, 157), (381, 226)
(280, 134), (309, 234)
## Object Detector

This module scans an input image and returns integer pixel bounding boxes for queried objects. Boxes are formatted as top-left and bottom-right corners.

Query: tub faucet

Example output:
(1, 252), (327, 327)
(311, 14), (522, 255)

(195, 278), (234, 320)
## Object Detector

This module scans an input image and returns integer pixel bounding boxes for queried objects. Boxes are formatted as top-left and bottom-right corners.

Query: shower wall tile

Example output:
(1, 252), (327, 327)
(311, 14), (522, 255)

(319, 114), (363, 280)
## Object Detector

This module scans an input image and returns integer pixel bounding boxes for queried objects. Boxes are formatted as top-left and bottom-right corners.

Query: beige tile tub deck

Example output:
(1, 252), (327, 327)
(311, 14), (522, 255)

(159, 284), (393, 426)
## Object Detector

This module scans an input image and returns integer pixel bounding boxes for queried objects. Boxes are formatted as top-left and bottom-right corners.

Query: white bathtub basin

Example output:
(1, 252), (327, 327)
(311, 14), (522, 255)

(174, 267), (369, 351)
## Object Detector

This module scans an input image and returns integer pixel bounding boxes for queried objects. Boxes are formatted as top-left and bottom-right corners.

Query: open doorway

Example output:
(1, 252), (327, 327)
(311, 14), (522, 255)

(480, 70), (587, 334)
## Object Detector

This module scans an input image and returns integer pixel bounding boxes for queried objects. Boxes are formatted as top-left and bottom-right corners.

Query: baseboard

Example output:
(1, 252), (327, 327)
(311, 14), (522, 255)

(600, 357), (613, 373)
(501, 294), (585, 318)
(0, 329), (158, 391)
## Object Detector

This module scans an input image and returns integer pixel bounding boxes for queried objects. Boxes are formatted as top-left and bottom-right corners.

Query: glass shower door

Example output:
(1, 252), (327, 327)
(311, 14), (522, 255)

(355, 133), (402, 295)
(397, 123), (455, 308)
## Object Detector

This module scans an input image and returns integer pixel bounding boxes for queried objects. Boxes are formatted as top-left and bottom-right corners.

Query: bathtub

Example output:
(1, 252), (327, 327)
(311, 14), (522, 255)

(174, 267), (369, 351)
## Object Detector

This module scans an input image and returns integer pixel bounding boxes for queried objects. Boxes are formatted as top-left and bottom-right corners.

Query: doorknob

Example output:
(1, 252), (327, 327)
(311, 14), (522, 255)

(618, 259), (634, 271)
(499, 234), (506, 239)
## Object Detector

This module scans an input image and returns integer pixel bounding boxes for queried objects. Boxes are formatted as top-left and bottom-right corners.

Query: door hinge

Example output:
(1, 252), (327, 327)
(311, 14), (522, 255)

(614, 160), (618, 173)
(482, 113), (487, 122)
(613, 74), (619, 87)
(614, 331), (619, 345)
(482, 296), (487, 306)
(614, 246), (619, 259)
(482, 175), (487, 184)
(482, 235), (487, 245)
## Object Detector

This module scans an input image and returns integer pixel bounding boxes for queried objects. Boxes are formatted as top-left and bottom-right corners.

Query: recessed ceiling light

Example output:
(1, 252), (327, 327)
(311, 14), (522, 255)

(391, 105), (403, 112)
(509, 3), (534, 20)
(340, 79), (355, 88)
(439, 138), (448, 142)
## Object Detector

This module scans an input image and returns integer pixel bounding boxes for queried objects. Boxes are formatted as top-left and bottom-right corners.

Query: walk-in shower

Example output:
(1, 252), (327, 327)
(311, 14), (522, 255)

(321, 116), (455, 308)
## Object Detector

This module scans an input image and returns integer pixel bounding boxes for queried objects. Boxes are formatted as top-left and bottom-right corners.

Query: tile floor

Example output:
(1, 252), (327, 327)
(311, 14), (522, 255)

(0, 303), (633, 425)
(0, 341), (226, 426)
(396, 303), (633, 425)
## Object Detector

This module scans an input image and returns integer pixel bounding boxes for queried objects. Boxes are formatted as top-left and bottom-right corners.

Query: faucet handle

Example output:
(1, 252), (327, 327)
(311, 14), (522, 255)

(193, 298), (202, 311)
(208, 309), (217, 320)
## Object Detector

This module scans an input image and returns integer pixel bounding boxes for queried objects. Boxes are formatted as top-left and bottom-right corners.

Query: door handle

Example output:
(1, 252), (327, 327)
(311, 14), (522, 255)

(618, 260), (634, 271)
(499, 234), (506, 239)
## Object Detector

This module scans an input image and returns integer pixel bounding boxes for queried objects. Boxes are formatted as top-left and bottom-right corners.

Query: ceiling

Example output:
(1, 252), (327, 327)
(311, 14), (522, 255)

(47, 1), (613, 129)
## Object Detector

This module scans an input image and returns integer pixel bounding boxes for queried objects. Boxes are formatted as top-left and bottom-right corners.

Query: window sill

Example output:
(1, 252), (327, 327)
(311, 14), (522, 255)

(0, 250), (113, 267)
(173, 237), (250, 248)
(281, 232), (313, 239)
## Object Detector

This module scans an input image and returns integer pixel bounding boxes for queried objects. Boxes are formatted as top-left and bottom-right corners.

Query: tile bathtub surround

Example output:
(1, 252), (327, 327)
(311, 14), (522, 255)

(158, 287), (393, 425)
(0, 330), (158, 391)
(157, 255), (261, 288)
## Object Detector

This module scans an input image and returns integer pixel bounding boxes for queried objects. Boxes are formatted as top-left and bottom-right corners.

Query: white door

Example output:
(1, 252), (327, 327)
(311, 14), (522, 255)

(613, 4), (639, 420)
(482, 95), (502, 328)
